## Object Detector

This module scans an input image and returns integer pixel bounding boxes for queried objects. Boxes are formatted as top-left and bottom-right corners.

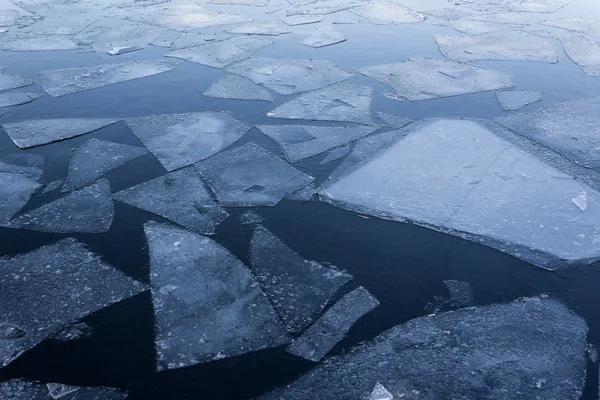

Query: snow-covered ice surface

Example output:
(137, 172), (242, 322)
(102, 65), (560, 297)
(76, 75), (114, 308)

(0, 35), (80, 52)
(204, 75), (274, 101)
(495, 89), (543, 110)
(0, 379), (127, 399)
(227, 21), (291, 36)
(541, 17), (600, 36)
(453, 0), (568, 13)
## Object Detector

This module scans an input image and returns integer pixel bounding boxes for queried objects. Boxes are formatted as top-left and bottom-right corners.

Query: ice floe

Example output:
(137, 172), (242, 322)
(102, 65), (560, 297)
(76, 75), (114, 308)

(301, 25), (346, 47)
(0, 67), (33, 93)
(0, 172), (40, 224)
(376, 112), (411, 128)
(349, 1), (425, 25)
(320, 144), (351, 165)
(0, 92), (40, 108)
(0, 379), (127, 399)
(541, 17), (600, 37)
(150, 31), (231, 50)
(453, 0), (568, 13)
(204, 75), (274, 101)
(282, 14), (322, 26)
(370, 383), (393, 400)
(227, 20), (291, 36)
(286, 182), (317, 201)
(0, 153), (43, 180)
(420, 7), (473, 21)
(52, 323), (93, 342)
(496, 89), (543, 110)
(438, 18), (515, 35)
(0, 34), (79, 51)
(559, 34), (600, 77)
(208, 0), (270, 5)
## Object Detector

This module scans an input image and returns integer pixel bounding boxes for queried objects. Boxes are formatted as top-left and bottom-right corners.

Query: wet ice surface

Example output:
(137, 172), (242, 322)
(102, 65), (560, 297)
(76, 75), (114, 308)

(0, 67), (33, 92)
(348, 1), (425, 25)
(301, 25), (346, 47)
(0, 92), (40, 108)
(0, 172), (40, 224)
(204, 75), (274, 101)
(495, 89), (543, 110)
(0, 379), (127, 399)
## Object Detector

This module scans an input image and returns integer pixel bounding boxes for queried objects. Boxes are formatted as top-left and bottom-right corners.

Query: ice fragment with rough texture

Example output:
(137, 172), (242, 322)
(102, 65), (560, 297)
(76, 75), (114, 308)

(320, 144), (351, 165)
(227, 21), (290, 36)
(0, 92), (40, 108)
(286, 182), (317, 201)
(282, 14), (322, 26)
(0, 67), (33, 93)
(438, 18), (515, 35)
(496, 90), (543, 111)
(349, 1), (425, 24)
(51, 323), (93, 341)
(541, 17), (600, 37)
(376, 112), (411, 128)
(560, 34), (600, 77)
(453, 0), (567, 13)
(240, 211), (263, 225)
(301, 26), (346, 47)
(370, 383), (393, 400)
(0, 379), (127, 399)
(204, 75), (274, 101)
(1, 35), (79, 51)
(444, 280), (474, 308)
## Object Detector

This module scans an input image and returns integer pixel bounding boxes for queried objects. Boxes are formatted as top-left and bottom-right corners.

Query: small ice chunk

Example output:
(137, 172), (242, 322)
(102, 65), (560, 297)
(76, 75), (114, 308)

(250, 225), (353, 332)
(453, 0), (567, 13)
(376, 112), (412, 128)
(227, 21), (291, 36)
(125, 111), (250, 171)
(196, 143), (314, 207)
(0, 35), (79, 51)
(541, 17), (600, 37)
(572, 192), (587, 211)
(301, 25), (346, 48)
(146, 222), (290, 370)
(240, 211), (263, 225)
(282, 14), (322, 26)
(204, 75), (274, 101)
(46, 383), (80, 399)
(0, 380), (126, 399)
(370, 383), (393, 400)
(560, 34), (600, 77)
(287, 286), (379, 361)
(7, 179), (113, 233)
(320, 144), (352, 165)
(496, 90), (543, 111)
(444, 280), (474, 308)
(286, 182), (317, 201)
(0, 172), (40, 224)
(51, 323), (93, 341)
(113, 168), (227, 235)
(349, 1), (425, 24)
(150, 31), (230, 49)
(0, 239), (143, 368)
(0, 92), (40, 108)
(0, 67), (33, 93)
(107, 45), (142, 55)
(2, 117), (117, 149)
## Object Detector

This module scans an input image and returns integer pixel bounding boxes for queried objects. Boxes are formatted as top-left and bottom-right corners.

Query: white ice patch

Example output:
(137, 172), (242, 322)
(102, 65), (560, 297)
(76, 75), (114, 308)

(496, 90), (543, 111)
(560, 34), (600, 77)
(349, 1), (425, 25)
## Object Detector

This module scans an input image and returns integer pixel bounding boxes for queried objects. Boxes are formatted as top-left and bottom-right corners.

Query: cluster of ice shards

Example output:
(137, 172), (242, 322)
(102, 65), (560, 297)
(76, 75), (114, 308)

(319, 119), (600, 268)
(0, 380), (126, 399)
(348, 0), (425, 25)
(257, 125), (378, 162)
(453, 0), (568, 13)
(2, 117), (117, 149)
(225, 57), (353, 95)
(0, 238), (143, 368)
(301, 25), (346, 47)
(281, 14), (322, 26)
(443, 280), (474, 308)
(0, 34), (80, 52)
(559, 34), (600, 77)
(204, 75), (274, 101)
(359, 58), (513, 101)
(52, 322), (93, 342)
(259, 297), (587, 400)
(227, 20), (291, 36)
(0, 67), (33, 93)
(145, 222), (290, 370)
(250, 225), (353, 332)
(125, 111), (250, 171)
(541, 17), (600, 37)
(495, 89), (543, 110)
(0, 92), (40, 108)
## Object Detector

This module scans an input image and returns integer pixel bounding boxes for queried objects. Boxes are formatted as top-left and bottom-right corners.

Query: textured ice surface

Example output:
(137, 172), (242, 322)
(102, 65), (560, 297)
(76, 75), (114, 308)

(376, 112), (412, 128)
(0, 35), (79, 51)
(286, 182), (317, 201)
(420, 7), (473, 20)
(359, 58), (513, 101)
(150, 31), (231, 49)
(125, 111), (250, 171)
(227, 21), (291, 36)
(166, 36), (273, 68)
(257, 125), (378, 162)
(8, 179), (113, 233)
(435, 32), (558, 63)
(39, 60), (180, 97)
(444, 280), (474, 308)
(438, 19), (515, 35)
(0, 92), (39, 108)
(2, 118), (117, 149)
(0, 154), (43, 180)
(52, 322), (93, 341)
(21, 14), (98, 35)
(225, 57), (353, 95)
(0, 172), (40, 224)
(560, 34), (600, 77)
(453, 0), (567, 13)
(495, 98), (600, 168)
(0, 379), (127, 399)
(114, 168), (227, 235)
(541, 17), (600, 37)
(240, 210), (263, 225)
(267, 83), (373, 124)
(287, 286), (379, 361)
(196, 143), (314, 206)
(496, 90), (543, 110)
(301, 25), (345, 47)
(320, 145), (352, 165)
(250, 226), (353, 332)
(0, 10), (20, 27)
(0, 67), (33, 93)
(0, 238), (143, 368)
(259, 297), (587, 400)
(349, 1), (425, 24)
(282, 14), (322, 26)
(470, 11), (531, 24)
(145, 222), (290, 370)
(64, 139), (147, 191)
(319, 119), (600, 268)
(370, 383), (393, 400)
(204, 75), (274, 101)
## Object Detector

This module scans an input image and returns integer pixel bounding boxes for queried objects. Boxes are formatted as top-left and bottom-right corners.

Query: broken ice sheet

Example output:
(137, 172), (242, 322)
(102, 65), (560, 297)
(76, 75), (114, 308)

(150, 30), (231, 49)
(287, 286), (379, 362)
(257, 125), (378, 162)
(7, 179), (113, 233)
(39, 59), (181, 98)
(286, 182), (317, 201)
(64, 139), (147, 191)
(0, 153), (44, 180)
(113, 168), (227, 235)
(196, 142), (314, 206)
(0, 172), (40, 224)
(469, 11), (532, 25)
(359, 58), (513, 101)
(376, 112), (411, 128)
(0, 238), (143, 368)
(204, 75), (274, 101)
(227, 21), (291, 36)
(281, 14), (322, 26)
(0, 34), (80, 51)
(251, 225), (352, 333)
(146, 222), (290, 370)
(0, 92), (40, 108)
(496, 89), (543, 110)
(320, 144), (351, 165)
(453, 0), (568, 13)
(0, 10), (20, 27)
(2, 117), (117, 149)
(319, 119), (600, 268)
(349, 0), (425, 25)
(225, 57), (353, 95)
(0, 67), (33, 93)
(438, 18), (516, 35)
(301, 25), (346, 48)
(267, 83), (374, 124)
(20, 14), (99, 35)
(420, 7), (473, 20)
(370, 383), (393, 400)
(125, 111), (250, 171)
(0, 379), (127, 400)
(443, 280), (474, 308)
(560, 34), (600, 77)
(541, 17), (600, 37)
(258, 297), (587, 400)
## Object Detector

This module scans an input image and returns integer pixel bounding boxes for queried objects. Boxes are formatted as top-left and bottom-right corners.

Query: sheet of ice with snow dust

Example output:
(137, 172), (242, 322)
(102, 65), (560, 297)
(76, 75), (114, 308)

(287, 286), (379, 362)
(0, 238), (144, 368)
(267, 83), (373, 124)
(319, 119), (600, 268)
(301, 26), (346, 47)
(0, 172), (40, 224)
(7, 179), (114, 233)
(257, 125), (378, 162)
(125, 111), (250, 171)
(541, 17), (600, 37)
(286, 182), (317, 201)
(2, 117), (117, 149)
(0, 92), (40, 108)
(359, 58), (513, 101)
(196, 143), (314, 206)
(453, 0), (568, 13)
(114, 168), (227, 235)
(204, 75), (274, 101)
(227, 21), (291, 36)
(250, 225), (353, 333)
(39, 60), (181, 97)
(145, 222), (290, 370)
(258, 297), (587, 400)
(150, 31), (232, 50)
(225, 57), (353, 95)
(559, 34), (600, 77)
(349, 1), (425, 25)
(0, 67), (33, 93)
(496, 90), (543, 110)
(0, 380), (127, 400)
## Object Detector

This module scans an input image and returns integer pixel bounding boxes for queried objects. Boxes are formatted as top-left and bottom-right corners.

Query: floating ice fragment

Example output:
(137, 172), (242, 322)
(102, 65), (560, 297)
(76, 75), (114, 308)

(240, 211), (263, 225)
(21, 14), (99, 35)
(301, 25), (346, 47)
(438, 18), (515, 35)
(0, 35), (79, 51)
(0, 379), (127, 399)
(51, 323), (93, 341)
(0, 10), (20, 27)
(320, 144), (351, 165)
(370, 382), (393, 400)
(376, 112), (411, 128)
(145, 222), (290, 370)
(0, 67), (33, 93)
(572, 192), (587, 211)
(107, 46), (142, 55)
(204, 75), (274, 101)
(443, 280), (474, 308)
(0, 172), (40, 224)
(1, 153), (43, 179)
(151, 31), (231, 49)
(0, 92), (40, 108)
(541, 17), (600, 37)
(496, 90), (543, 110)
(282, 14), (322, 26)
(420, 7), (472, 20)
(46, 383), (80, 399)
(42, 180), (63, 194)
(349, 1), (425, 24)
(559, 34), (600, 77)
(470, 11), (531, 25)
(286, 182), (317, 201)
(227, 21), (291, 36)
(453, 0), (567, 13)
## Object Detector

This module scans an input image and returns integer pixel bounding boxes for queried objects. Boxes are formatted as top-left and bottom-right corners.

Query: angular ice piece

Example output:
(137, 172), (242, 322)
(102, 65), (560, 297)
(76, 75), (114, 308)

(0, 158), (42, 181)
(282, 14), (322, 26)
(8, 179), (113, 233)
(320, 144), (351, 165)
(560, 34), (600, 77)
(196, 143), (314, 206)
(0, 35), (79, 51)
(21, 14), (99, 35)
(469, 11), (531, 25)
(286, 182), (317, 201)
(287, 286), (378, 361)
(435, 32), (558, 63)
(453, 0), (567, 13)
(349, 1), (425, 24)
(208, 0), (270, 5)
(420, 7), (472, 20)
(0, 67), (33, 93)
(541, 17), (600, 37)
(125, 111), (250, 171)
(443, 280), (474, 308)
(359, 58), (513, 101)
(0, 239), (143, 367)
(0, 379), (127, 400)
(319, 119), (600, 268)
(496, 89), (543, 111)
(166, 36), (273, 68)
(370, 383), (393, 400)
(301, 25), (346, 48)
(225, 57), (353, 95)
(150, 30), (231, 49)
(39, 59), (180, 97)
(227, 21), (291, 36)
(2, 117), (117, 149)
(267, 83), (373, 124)
(204, 75), (274, 101)
(572, 192), (587, 212)
(106, 45), (142, 55)
(1, 153), (43, 178)
(0, 92), (40, 108)
(145, 222), (290, 370)
(258, 297), (587, 400)
(257, 125), (378, 162)
(495, 98), (600, 168)
(113, 168), (227, 235)
(250, 225), (353, 332)
(438, 19), (515, 35)
(0, 172), (40, 224)
(64, 139), (147, 191)
(376, 112), (411, 128)
(240, 210), (263, 225)
(46, 383), (80, 398)
(286, 2), (360, 16)
(51, 322), (93, 341)
(43, 180), (63, 194)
